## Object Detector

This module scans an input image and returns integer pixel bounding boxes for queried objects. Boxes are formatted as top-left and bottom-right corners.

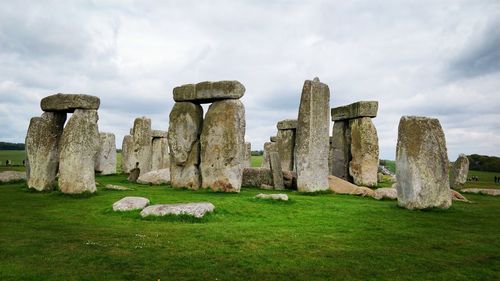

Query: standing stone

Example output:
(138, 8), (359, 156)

(59, 109), (100, 194)
(450, 154), (469, 190)
(25, 112), (66, 191)
(396, 116), (451, 209)
(200, 99), (246, 192)
(276, 119), (297, 172)
(295, 78), (330, 192)
(152, 137), (170, 170)
(168, 102), (203, 189)
(132, 117), (152, 176)
(95, 132), (116, 175)
(269, 152), (284, 190)
(121, 135), (135, 173)
(349, 117), (379, 187)
(261, 142), (277, 169)
(243, 142), (252, 168)
(330, 121), (351, 180)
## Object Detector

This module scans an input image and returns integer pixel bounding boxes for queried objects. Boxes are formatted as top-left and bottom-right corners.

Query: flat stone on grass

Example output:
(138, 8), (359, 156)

(113, 197), (150, 211)
(137, 169), (171, 185)
(0, 171), (26, 183)
(461, 188), (500, 196)
(255, 193), (289, 201)
(104, 184), (130, 191)
(140, 202), (215, 218)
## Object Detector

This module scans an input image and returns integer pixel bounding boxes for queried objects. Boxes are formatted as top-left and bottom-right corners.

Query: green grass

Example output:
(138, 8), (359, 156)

(1, 174), (499, 280)
(251, 155), (262, 167)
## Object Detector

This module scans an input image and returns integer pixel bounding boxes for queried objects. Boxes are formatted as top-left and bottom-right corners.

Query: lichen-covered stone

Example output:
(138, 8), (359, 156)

(328, 175), (374, 196)
(25, 112), (66, 191)
(243, 142), (252, 168)
(121, 135), (135, 173)
(270, 152), (284, 190)
(331, 101), (378, 121)
(95, 132), (116, 175)
(137, 168), (171, 185)
(373, 188), (397, 200)
(132, 117), (152, 176)
(450, 154), (469, 190)
(349, 117), (379, 187)
(201, 99), (245, 192)
(242, 167), (296, 189)
(168, 102), (203, 189)
(140, 202), (215, 218)
(276, 119), (298, 130)
(58, 109), (100, 194)
(152, 137), (170, 171)
(277, 128), (295, 171)
(295, 78), (330, 192)
(113, 197), (150, 211)
(261, 142), (277, 169)
(396, 116), (451, 209)
(330, 120), (351, 180)
(173, 81), (245, 103)
(41, 93), (100, 112)
(151, 130), (168, 138)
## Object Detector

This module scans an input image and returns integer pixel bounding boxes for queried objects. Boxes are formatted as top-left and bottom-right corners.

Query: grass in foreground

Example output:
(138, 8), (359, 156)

(0, 174), (499, 280)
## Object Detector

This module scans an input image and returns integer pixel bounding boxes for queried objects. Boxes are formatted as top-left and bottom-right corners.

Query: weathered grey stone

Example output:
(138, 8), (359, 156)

(328, 175), (374, 196)
(59, 109), (100, 194)
(396, 116), (451, 209)
(277, 119), (298, 130)
(330, 120), (351, 180)
(151, 137), (170, 171)
(168, 102), (203, 189)
(261, 142), (277, 169)
(269, 152), (284, 190)
(349, 117), (379, 187)
(113, 196), (150, 212)
(0, 171), (26, 183)
(450, 189), (469, 202)
(121, 135), (135, 173)
(242, 167), (296, 189)
(41, 93), (100, 112)
(295, 78), (330, 192)
(132, 117), (152, 176)
(243, 142), (252, 168)
(140, 202), (215, 218)
(104, 184), (130, 191)
(137, 168), (171, 185)
(151, 130), (168, 138)
(277, 128), (296, 171)
(25, 112), (66, 191)
(461, 188), (500, 196)
(201, 99), (245, 192)
(270, 136), (277, 142)
(373, 188), (397, 200)
(173, 81), (245, 103)
(95, 132), (116, 175)
(450, 154), (469, 190)
(331, 101), (378, 121)
(255, 193), (289, 201)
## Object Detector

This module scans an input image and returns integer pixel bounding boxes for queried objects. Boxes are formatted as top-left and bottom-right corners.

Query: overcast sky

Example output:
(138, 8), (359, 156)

(1, 0), (499, 160)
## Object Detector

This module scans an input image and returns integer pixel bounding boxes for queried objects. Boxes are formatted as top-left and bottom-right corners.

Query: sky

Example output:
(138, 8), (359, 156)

(0, 0), (499, 160)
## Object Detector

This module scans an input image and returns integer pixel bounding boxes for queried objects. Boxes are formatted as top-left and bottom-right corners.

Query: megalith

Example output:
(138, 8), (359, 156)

(121, 135), (135, 173)
(152, 136), (170, 171)
(132, 117), (152, 176)
(396, 116), (451, 209)
(95, 132), (116, 175)
(25, 112), (66, 191)
(330, 120), (350, 180)
(450, 154), (469, 190)
(243, 142), (252, 168)
(173, 81), (245, 103)
(295, 78), (330, 192)
(58, 109), (100, 194)
(200, 99), (246, 192)
(269, 151), (284, 190)
(168, 102), (203, 189)
(276, 119), (297, 171)
(261, 141), (277, 169)
(349, 117), (379, 187)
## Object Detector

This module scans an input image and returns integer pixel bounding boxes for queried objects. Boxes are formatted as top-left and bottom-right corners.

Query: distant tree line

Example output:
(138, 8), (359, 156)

(467, 154), (500, 172)
(0, 142), (25, 150)
(251, 150), (263, 156)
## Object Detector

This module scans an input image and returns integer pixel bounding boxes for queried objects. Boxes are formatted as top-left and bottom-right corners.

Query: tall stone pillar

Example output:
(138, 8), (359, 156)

(121, 135), (135, 173)
(95, 132), (116, 175)
(349, 117), (379, 187)
(276, 119), (297, 172)
(132, 117), (152, 176)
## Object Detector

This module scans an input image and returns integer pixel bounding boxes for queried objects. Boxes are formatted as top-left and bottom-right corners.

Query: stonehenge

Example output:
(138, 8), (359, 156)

(450, 154), (469, 190)
(95, 132), (116, 175)
(276, 119), (297, 172)
(261, 141), (277, 169)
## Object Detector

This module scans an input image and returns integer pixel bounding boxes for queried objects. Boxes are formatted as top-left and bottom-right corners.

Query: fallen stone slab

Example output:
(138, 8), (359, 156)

(173, 81), (245, 103)
(373, 188), (397, 200)
(328, 175), (374, 196)
(104, 184), (130, 191)
(137, 169), (171, 185)
(41, 93), (100, 112)
(0, 171), (26, 183)
(461, 188), (500, 196)
(140, 202), (215, 218)
(331, 101), (378, 121)
(255, 193), (289, 201)
(450, 189), (470, 202)
(276, 119), (297, 130)
(113, 197), (150, 211)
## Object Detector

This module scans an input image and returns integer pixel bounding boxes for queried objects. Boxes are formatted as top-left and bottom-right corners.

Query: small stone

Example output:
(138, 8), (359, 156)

(0, 171), (26, 183)
(255, 193), (289, 201)
(276, 119), (298, 130)
(104, 184), (130, 191)
(328, 175), (374, 196)
(173, 81), (245, 103)
(140, 202), (215, 218)
(137, 169), (171, 185)
(373, 188), (397, 200)
(331, 101), (378, 121)
(113, 196), (150, 211)
(450, 189), (469, 202)
(41, 93), (100, 112)
(450, 154), (469, 190)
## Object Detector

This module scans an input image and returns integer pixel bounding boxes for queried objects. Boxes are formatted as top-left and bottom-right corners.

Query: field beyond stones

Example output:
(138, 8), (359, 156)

(1, 150), (500, 280)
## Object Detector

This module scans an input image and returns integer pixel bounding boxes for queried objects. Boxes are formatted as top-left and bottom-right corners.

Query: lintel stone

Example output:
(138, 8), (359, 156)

(41, 93), (100, 112)
(173, 81), (245, 103)
(331, 101), (378, 121)
(277, 119), (298, 130)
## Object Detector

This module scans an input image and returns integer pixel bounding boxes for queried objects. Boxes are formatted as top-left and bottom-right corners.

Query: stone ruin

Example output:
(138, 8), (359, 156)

(95, 132), (117, 175)
(450, 154), (469, 190)
(25, 93), (100, 194)
(168, 81), (246, 192)
(330, 101), (379, 187)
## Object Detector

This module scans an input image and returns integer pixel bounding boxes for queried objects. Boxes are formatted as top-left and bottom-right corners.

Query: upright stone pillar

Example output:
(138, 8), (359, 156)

(450, 154), (469, 190)
(261, 141), (277, 169)
(349, 117), (378, 187)
(59, 109), (100, 194)
(243, 142), (252, 168)
(168, 102), (203, 189)
(25, 112), (66, 191)
(330, 121), (351, 180)
(132, 117), (152, 176)
(295, 78), (330, 192)
(276, 119), (297, 171)
(95, 132), (116, 175)
(121, 135), (135, 173)
(200, 99), (246, 192)
(270, 151), (284, 190)
(396, 116), (451, 209)
(151, 130), (169, 171)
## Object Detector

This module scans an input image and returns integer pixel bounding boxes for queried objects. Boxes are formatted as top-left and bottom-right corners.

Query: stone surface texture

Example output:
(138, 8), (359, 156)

(241, 168), (296, 189)
(277, 128), (296, 171)
(295, 78), (330, 192)
(261, 142), (277, 169)
(396, 116), (451, 209)
(58, 109), (100, 194)
(328, 175), (374, 196)
(25, 112), (66, 191)
(0, 171), (26, 183)
(132, 117), (152, 176)
(140, 202), (215, 218)
(331, 101), (378, 121)
(104, 184), (130, 191)
(113, 196), (150, 211)
(255, 193), (289, 201)
(450, 154), (469, 190)
(276, 119), (298, 130)
(200, 99), (245, 192)
(373, 188), (398, 200)
(168, 102), (203, 189)
(450, 189), (469, 202)
(243, 142), (252, 168)
(349, 117), (379, 187)
(151, 130), (168, 138)
(151, 137), (170, 171)
(461, 188), (500, 196)
(173, 81), (245, 103)
(95, 132), (116, 175)
(269, 151), (284, 190)
(41, 93), (100, 112)
(121, 135), (135, 173)
(330, 120), (351, 180)
(137, 168), (171, 185)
